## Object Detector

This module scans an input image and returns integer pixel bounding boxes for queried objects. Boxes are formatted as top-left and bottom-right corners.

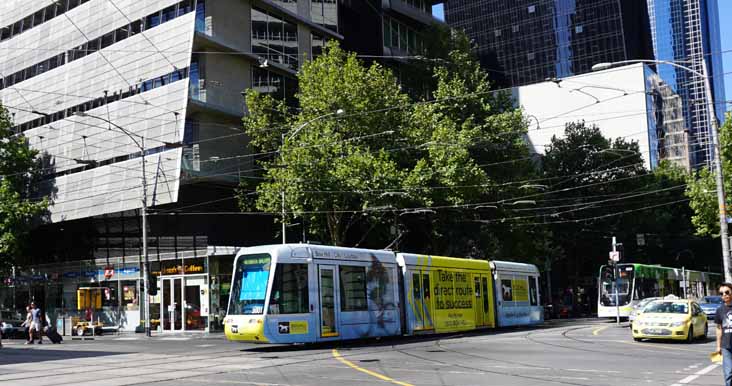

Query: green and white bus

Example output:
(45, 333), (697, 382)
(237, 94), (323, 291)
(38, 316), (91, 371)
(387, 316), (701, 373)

(597, 263), (721, 318)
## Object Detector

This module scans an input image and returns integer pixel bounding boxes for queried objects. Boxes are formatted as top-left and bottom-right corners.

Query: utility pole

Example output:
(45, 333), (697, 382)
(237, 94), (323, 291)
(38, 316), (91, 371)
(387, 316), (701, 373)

(702, 58), (732, 282)
(140, 137), (151, 337)
(611, 237), (621, 325)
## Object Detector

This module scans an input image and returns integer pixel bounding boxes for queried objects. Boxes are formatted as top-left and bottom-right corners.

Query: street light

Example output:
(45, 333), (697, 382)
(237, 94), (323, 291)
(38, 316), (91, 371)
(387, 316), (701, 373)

(73, 111), (153, 336)
(593, 59), (731, 282)
(279, 109), (345, 243)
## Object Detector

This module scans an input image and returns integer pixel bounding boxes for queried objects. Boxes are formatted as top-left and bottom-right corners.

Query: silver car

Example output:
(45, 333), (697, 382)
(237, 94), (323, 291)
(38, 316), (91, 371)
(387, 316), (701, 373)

(628, 297), (662, 323)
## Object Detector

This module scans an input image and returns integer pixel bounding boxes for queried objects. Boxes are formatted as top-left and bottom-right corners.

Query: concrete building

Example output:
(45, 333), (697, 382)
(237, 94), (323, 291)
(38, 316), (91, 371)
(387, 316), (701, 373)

(512, 63), (690, 171)
(0, 0), (439, 333)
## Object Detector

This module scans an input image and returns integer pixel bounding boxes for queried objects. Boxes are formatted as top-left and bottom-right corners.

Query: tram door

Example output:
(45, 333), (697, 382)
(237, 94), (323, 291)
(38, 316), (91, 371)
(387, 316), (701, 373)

(412, 272), (434, 331)
(474, 274), (493, 327)
(318, 266), (338, 337)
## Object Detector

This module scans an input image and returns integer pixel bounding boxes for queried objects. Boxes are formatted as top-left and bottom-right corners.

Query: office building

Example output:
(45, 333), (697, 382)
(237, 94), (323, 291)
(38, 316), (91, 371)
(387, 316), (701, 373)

(646, 0), (725, 168)
(0, 0), (439, 333)
(512, 63), (690, 171)
(443, 0), (655, 87)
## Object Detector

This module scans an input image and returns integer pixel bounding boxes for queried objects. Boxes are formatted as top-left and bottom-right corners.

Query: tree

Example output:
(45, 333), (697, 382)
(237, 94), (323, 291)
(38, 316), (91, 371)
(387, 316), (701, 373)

(686, 113), (732, 238)
(0, 104), (48, 271)
(240, 40), (534, 250)
(538, 121), (706, 296)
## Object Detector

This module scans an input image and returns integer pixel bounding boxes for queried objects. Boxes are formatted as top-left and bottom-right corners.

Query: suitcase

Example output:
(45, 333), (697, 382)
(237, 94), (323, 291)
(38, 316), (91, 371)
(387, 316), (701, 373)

(45, 327), (62, 344)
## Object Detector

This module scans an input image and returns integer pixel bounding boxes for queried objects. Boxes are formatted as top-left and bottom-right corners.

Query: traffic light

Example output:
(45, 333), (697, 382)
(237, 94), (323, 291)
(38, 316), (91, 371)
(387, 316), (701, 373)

(147, 273), (158, 296)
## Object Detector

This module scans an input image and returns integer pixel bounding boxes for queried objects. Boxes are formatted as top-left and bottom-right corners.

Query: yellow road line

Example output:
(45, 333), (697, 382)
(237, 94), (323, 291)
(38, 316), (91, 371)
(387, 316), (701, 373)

(332, 349), (414, 386)
(592, 326), (609, 336)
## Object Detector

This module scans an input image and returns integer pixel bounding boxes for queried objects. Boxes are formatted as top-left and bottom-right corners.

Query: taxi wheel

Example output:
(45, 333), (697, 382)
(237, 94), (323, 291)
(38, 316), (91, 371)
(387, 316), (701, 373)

(633, 337), (642, 342)
(703, 323), (708, 339)
(76, 326), (85, 337)
(686, 327), (694, 343)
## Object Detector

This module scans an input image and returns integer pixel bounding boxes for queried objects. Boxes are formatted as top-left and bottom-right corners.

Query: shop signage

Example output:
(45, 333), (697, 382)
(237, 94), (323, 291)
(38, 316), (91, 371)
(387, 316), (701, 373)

(154, 264), (205, 276)
(104, 267), (114, 279)
(63, 272), (80, 278)
(83, 271), (97, 278)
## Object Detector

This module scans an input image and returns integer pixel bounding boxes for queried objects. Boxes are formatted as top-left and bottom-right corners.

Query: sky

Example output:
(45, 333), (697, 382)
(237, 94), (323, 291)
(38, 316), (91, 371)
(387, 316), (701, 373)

(432, 2), (730, 111)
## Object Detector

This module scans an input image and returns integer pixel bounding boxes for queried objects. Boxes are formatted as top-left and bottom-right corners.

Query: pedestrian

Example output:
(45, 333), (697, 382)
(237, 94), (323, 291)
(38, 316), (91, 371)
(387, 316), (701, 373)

(715, 282), (732, 386)
(21, 305), (31, 344)
(29, 302), (43, 344)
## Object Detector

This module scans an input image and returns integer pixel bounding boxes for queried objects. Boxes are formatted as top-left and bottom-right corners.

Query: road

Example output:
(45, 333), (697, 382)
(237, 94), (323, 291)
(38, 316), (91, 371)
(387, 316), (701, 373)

(0, 319), (722, 386)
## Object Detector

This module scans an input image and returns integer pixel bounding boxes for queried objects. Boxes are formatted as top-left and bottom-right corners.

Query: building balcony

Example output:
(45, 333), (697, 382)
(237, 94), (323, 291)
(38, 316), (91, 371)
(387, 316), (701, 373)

(382, 0), (439, 26)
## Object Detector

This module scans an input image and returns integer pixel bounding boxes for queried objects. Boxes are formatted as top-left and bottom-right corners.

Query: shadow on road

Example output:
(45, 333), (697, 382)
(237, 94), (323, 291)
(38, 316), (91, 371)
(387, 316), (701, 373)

(0, 347), (130, 366)
(240, 318), (605, 354)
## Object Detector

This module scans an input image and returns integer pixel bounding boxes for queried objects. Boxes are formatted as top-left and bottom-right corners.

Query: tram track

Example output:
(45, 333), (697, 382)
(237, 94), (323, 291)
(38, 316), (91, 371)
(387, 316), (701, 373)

(406, 325), (692, 386)
(1, 323), (709, 386)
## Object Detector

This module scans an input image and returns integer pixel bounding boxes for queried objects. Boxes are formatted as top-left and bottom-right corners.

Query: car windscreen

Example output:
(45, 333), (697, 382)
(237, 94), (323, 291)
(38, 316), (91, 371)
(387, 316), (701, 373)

(643, 301), (688, 314)
(704, 296), (722, 304)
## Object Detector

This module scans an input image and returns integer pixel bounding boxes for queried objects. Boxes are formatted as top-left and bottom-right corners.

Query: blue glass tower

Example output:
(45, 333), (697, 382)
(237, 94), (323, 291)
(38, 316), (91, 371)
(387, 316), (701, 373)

(443, 0), (655, 88)
(647, 0), (725, 168)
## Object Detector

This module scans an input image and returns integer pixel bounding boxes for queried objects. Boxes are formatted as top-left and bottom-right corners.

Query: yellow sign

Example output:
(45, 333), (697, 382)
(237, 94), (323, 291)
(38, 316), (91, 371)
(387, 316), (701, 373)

(432, 269), (475, 332)
(290, 321), (308, 334)
(512, 279), (529, 302)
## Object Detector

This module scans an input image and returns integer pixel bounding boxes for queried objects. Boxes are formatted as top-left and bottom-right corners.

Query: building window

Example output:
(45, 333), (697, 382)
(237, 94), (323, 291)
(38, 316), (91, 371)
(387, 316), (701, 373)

(528, 5), (536, 13)
(575, 25), (583, 33)
(512, 25), (519, 33)
(494, 29), (501, 37)
(339, 266), (367, 312)
(527, 52), (535, 60)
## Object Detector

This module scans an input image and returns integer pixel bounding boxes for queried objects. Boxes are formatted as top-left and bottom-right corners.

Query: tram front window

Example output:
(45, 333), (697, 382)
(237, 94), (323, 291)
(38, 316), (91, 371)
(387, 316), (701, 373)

(600, 266), (633, 306)
(229, 254), (271, 315)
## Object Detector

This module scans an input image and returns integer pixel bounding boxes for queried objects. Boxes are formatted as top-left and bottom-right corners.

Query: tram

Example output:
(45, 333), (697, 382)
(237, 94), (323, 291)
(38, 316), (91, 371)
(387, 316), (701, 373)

(597, 263), (721, 318)
(224, 244), (543, 343)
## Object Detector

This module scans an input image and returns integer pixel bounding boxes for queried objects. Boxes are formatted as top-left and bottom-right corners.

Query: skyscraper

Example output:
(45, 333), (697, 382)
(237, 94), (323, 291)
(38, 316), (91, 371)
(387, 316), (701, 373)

(646, 0), (725, 168)
(443, 0), (655, 88)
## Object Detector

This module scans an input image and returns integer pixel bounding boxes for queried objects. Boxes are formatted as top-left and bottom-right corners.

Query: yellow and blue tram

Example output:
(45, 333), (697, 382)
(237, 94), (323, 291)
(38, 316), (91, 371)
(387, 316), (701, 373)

(224, 244), (543, 343)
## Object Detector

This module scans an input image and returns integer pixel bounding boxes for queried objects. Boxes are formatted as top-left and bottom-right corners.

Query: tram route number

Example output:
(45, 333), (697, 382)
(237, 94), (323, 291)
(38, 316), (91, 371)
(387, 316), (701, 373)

(277, 321), (308, 335)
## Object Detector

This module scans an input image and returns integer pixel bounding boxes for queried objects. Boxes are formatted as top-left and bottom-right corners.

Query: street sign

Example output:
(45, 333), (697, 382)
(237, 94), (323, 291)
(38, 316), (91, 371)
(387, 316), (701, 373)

(609, 251), (620, 262)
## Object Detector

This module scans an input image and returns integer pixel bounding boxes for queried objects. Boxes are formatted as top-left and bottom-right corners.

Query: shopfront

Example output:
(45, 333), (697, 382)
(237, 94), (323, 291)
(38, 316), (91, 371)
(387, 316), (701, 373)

(0, 246), (239, 334)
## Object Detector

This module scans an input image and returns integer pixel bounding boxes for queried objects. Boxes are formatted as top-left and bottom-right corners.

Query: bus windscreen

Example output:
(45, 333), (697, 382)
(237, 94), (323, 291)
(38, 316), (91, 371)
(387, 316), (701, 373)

(229, 254), (271, 315)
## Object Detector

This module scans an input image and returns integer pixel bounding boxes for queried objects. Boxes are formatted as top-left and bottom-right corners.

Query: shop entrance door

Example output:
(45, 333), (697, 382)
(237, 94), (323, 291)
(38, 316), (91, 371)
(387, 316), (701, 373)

(161, 277), (183, 331)
(184, 277), (208, 331)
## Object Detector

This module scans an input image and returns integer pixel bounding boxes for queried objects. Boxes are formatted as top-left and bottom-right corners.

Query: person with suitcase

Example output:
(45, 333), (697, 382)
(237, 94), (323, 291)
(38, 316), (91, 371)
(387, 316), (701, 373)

(43, 312), (62, 344)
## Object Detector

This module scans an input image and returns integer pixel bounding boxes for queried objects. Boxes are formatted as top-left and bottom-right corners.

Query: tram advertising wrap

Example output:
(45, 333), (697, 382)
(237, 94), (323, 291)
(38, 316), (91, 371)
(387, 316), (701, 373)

(224, 245), (543, 344)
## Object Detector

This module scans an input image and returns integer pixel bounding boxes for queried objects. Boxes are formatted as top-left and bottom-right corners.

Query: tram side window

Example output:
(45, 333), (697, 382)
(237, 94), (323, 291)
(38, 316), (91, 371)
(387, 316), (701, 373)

(339, 266), (367, 311)
(268, 264), (309, 314)
(366, 265), (394, 309)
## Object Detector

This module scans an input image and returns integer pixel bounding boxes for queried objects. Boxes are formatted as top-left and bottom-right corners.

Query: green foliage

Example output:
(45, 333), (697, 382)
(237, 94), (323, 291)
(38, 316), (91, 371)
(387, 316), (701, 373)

(686, 113), (732, 237)
(0, 104), (48, 271)
(240, 41), (534, 250)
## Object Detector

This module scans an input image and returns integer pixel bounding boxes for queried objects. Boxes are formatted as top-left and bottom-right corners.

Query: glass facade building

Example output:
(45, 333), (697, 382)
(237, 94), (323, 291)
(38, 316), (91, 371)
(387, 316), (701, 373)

(646, 0), (726, 168)
(443, 0), (655, 88)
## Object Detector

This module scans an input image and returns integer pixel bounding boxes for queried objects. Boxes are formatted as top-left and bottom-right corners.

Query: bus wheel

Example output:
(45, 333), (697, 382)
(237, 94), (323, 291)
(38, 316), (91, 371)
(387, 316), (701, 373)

(686, 327), (693, 343)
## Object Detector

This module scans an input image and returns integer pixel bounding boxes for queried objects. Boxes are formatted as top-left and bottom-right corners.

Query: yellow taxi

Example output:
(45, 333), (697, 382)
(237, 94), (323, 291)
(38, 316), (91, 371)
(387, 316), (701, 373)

(631, 296), (708, 342)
